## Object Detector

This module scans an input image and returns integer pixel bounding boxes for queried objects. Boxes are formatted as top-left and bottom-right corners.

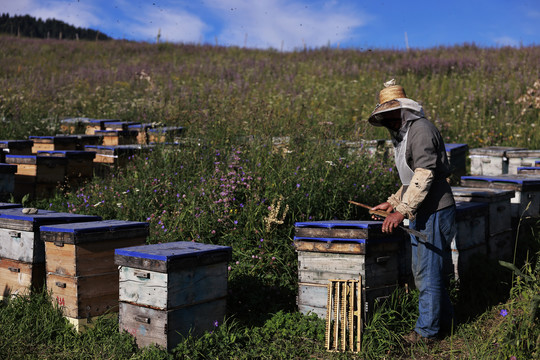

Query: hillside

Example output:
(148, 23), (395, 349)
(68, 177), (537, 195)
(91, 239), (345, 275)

(0, 13), (111, 40)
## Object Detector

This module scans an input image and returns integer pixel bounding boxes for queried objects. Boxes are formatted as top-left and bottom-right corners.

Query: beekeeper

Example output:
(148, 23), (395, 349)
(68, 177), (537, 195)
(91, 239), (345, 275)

(369, 80), (456, 344)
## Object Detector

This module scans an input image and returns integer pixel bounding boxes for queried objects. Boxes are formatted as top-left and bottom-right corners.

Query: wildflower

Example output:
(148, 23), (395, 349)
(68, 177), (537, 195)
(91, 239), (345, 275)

(500, 309), (508, 317)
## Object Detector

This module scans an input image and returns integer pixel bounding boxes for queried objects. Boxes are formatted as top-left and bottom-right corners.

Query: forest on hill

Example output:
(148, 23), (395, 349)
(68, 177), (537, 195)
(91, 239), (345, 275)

(0, 13), (111, 40)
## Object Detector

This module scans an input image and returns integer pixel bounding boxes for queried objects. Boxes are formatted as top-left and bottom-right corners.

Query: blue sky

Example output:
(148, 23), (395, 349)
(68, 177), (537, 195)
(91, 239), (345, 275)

(2, 0), (539, 51)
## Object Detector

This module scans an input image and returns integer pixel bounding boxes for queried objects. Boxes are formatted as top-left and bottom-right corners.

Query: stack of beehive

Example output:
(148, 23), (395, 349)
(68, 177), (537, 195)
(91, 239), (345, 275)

(293, 220), (406, 321)
(114, 241), (232, 350)
(0, 207), (101, 301)
(0, 118), (185, 201)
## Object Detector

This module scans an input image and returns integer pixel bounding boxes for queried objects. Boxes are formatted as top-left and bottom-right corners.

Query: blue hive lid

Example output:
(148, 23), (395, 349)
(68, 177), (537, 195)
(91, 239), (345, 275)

(115, 241), (231, 262)
(40, 219), (147, 234)
(0, 208), (102, 230)
(462, 175), (540, 186)
(0, 202), (22, 209)
(37, 150), (96, 158)
(60, 117), (93, 124)
(294, 220), (383, 229)
(293, 220), (402, 243)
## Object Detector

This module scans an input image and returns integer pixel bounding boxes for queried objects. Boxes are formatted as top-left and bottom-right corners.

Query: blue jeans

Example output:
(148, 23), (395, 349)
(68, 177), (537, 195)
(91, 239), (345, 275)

(410, 205), (456, 338)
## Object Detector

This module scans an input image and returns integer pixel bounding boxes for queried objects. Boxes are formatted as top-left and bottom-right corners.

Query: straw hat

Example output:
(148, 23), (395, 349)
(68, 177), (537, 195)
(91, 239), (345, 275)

(368, 80), (410, 126)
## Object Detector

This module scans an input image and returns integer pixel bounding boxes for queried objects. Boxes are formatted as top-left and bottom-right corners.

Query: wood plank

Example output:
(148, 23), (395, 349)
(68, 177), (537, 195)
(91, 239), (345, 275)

(15, 164), (37, 176)
(295, 227), (372, 239)
(0, 258), (45, 298)
(42, 228), (148, 245)
(47, 272), (119, 318)
(294, 240), (365, 254)
(45, 237), (146, 277)
(298, 251), (398, 288)
(118, 262), (228, 309)
(119, 299), (226, 350)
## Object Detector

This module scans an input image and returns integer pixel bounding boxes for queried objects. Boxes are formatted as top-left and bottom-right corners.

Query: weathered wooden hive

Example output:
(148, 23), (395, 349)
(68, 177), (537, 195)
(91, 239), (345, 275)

(469, 146), (526, 176)
(452, 186), (515, 261)
(114, 241), (232, 351)
(37, 150), (97, 182)
(39, 220), (148, 330)
(60, 117), (94, 135)
(293, 220), (405, 321)
(94, 130), (139, 146)
(29, 135), (79, 153)
(451, 201), (489, 279)
(460, 174), (540, 219)
(84, 144), (153, 175)
(506, 150), (540, 175)
(0, 140), (34, 155)
(147, 126), (185, 144)
(104, 121), (141, 132)
(83, 119), (119, 135)
(0, 208), (101, 300)
(5, 154), (68, 199)
(127, 123), (155, 145)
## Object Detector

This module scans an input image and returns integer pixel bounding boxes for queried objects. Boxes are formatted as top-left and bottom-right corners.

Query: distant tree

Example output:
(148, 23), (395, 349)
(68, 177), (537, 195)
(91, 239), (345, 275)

(0, 13), (111, 40)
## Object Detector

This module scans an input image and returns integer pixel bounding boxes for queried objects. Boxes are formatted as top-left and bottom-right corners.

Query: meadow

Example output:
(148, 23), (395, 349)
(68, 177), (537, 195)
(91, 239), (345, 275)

(0, 35), (539, 359)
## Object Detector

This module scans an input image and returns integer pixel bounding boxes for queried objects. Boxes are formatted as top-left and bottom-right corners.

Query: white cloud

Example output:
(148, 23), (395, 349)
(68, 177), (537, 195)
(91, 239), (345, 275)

(204, 0), (367, 50)
(494, 36), (519, 47)
(0, 0), (101, 29)
(125, 6), (208, 43)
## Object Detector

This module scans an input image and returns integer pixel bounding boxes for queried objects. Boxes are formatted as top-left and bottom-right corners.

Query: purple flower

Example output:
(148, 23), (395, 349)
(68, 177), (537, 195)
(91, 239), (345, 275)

(500, 309), (508, 317)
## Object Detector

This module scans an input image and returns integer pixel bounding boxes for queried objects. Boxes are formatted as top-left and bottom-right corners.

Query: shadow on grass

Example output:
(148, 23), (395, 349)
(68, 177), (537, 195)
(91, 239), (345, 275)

(226, 273), (297, 327)
(454, 220), (540, 324)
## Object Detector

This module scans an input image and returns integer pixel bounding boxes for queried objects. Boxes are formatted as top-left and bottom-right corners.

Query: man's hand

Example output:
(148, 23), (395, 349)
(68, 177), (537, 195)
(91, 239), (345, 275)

(371, 202), (394, 215)
(382, 211), (405, 234)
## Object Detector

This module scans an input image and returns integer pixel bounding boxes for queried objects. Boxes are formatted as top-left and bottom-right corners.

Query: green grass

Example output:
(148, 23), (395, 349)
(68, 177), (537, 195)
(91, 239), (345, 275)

(0, 36), (539, 358)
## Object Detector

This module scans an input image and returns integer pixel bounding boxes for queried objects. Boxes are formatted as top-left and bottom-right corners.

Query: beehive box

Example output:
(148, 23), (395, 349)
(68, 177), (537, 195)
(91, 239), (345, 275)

(507, 150), (540, 174)
(104, 121), (141, 131)
(94, 130), (139, 146)
(54, 134), (102, 150)
(6, 154), (69, 199)
(29, 136), (79, 153)
(293, 220), (404, 320)
(127, 123), (154, 145)
(114, 241), (232, 350)
(84, 119), (119, 135)
(84, 145), (153, 175)
(37, 150), (96, 181)
(0, 140), (34, 155)
(452, 186), (515, 260)
(147, 126), (185, 144)
(0, 202), (21, 210)
(0, 209), (101, 299)
(451, 187), (514, 236)
(469, 147), (526, 176)
(40, 220), (148, 328)
(445, 143), (469, 182)
(451, 202), (489, 280)
(60, 117), (94, 134)
(5, 155), (68, 183)
(461, 175), (540, 219)
(0, 163), (17, 200)
(517, 167), (540, 175)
